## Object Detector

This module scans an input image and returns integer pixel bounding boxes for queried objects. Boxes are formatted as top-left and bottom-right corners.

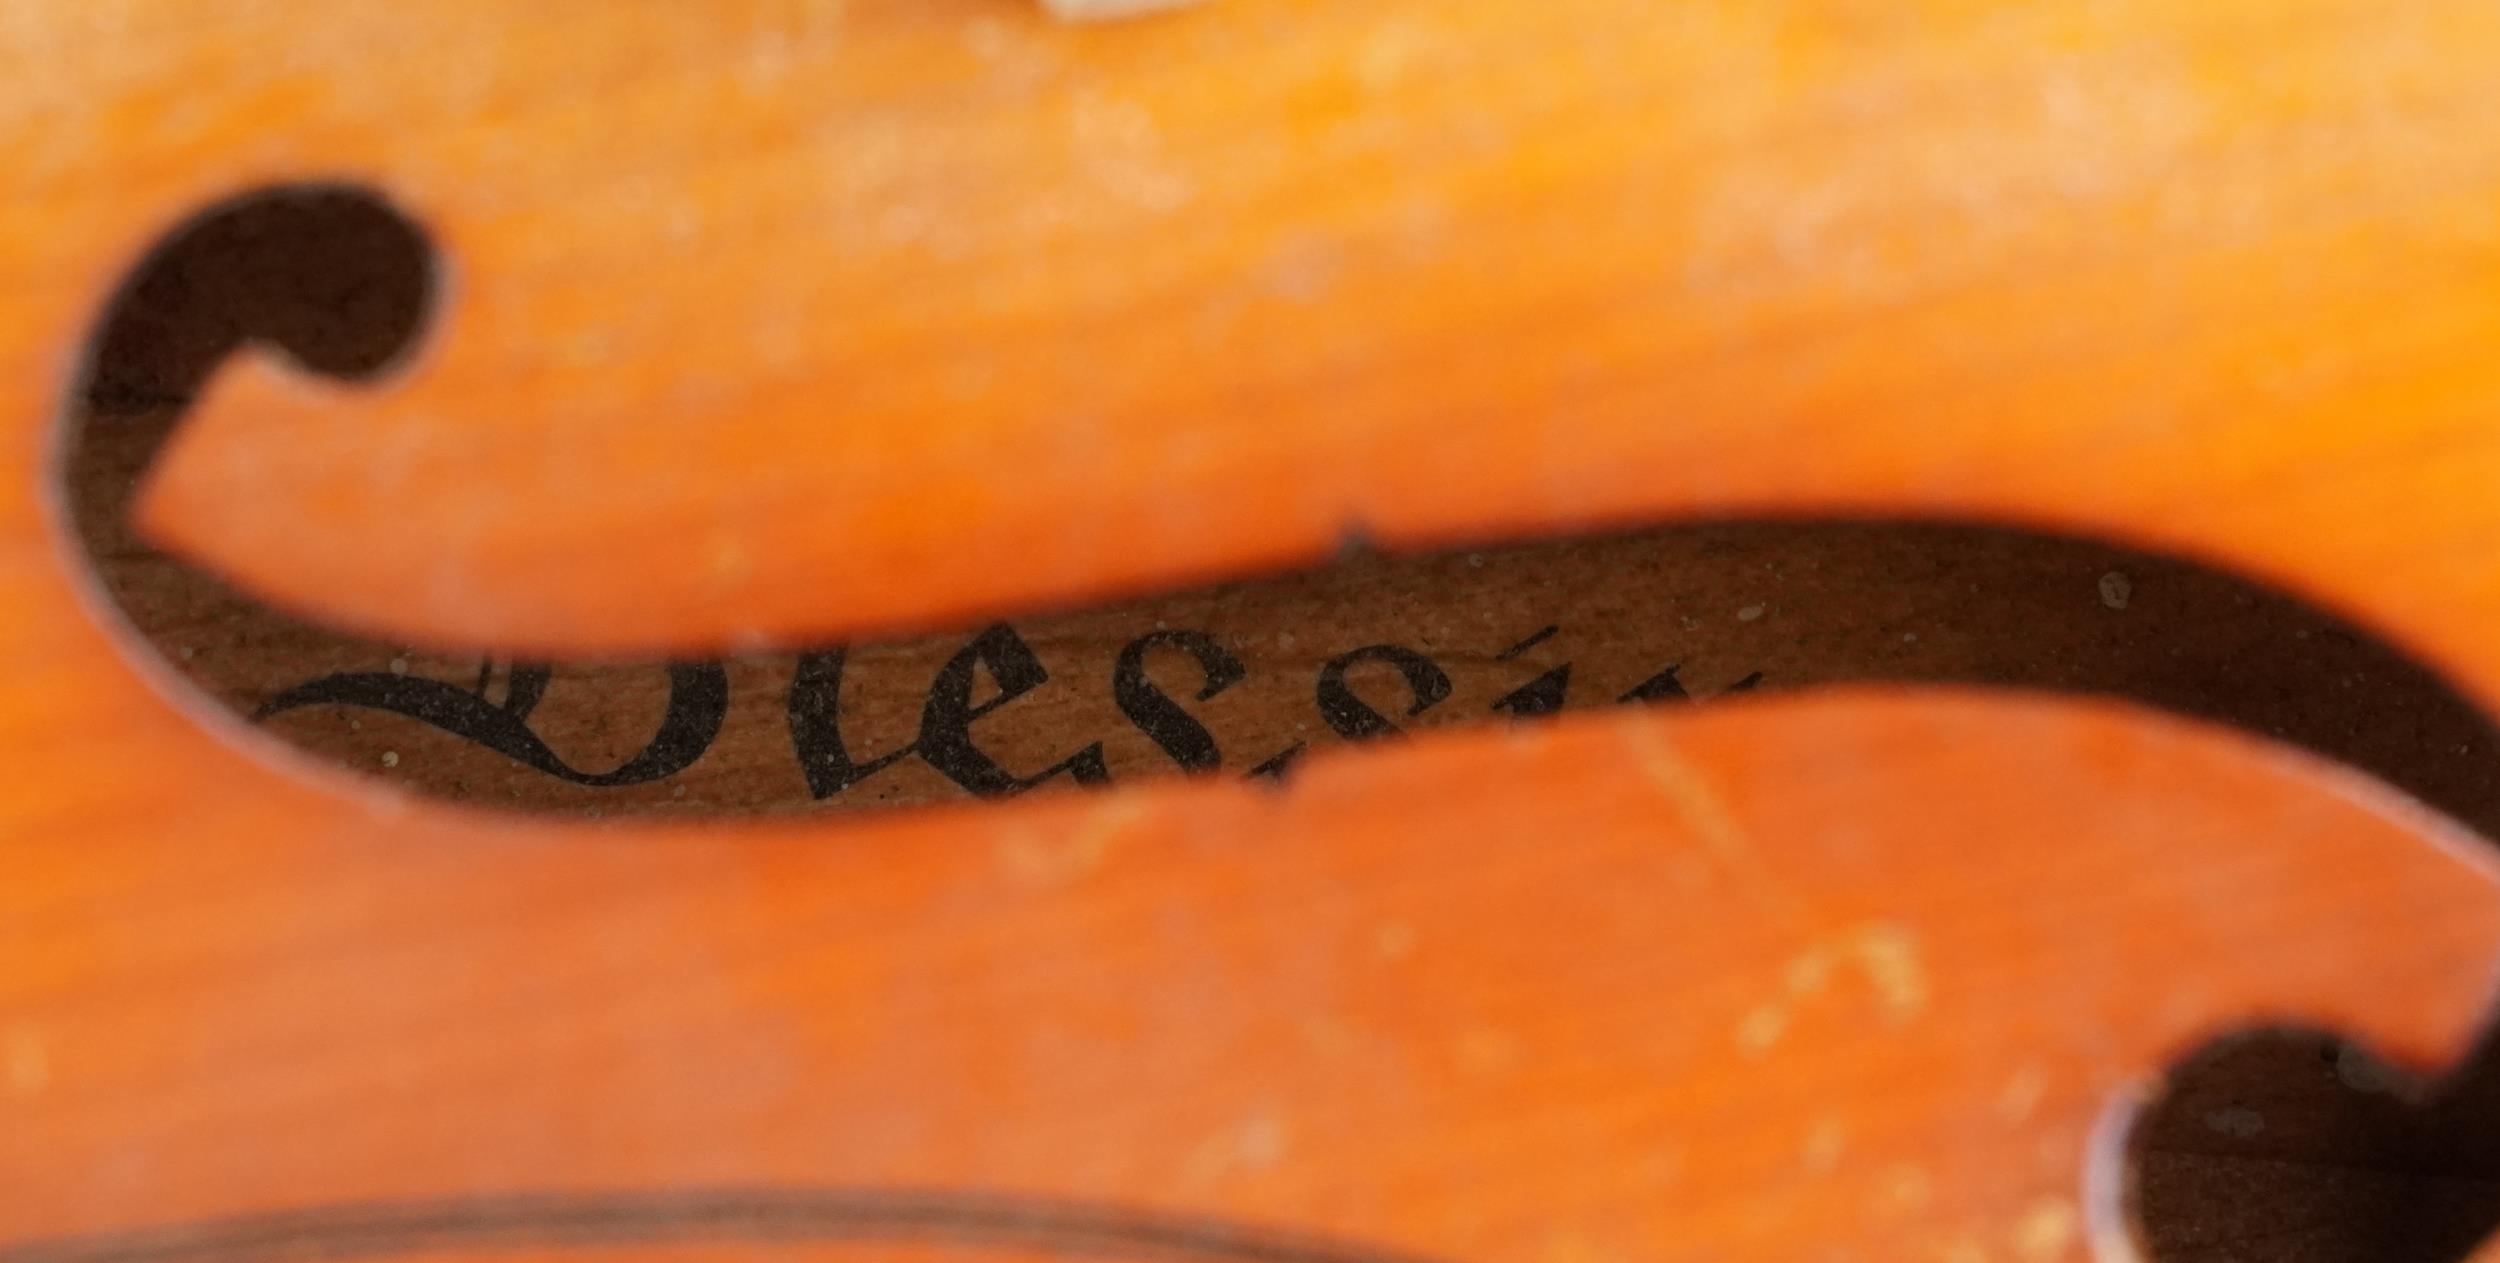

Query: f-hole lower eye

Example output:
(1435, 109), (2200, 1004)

(2128, 1027), (2500, 1262)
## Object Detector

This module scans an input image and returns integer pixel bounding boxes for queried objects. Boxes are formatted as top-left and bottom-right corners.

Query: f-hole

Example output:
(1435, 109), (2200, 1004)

(52, 183), (2500, 1262)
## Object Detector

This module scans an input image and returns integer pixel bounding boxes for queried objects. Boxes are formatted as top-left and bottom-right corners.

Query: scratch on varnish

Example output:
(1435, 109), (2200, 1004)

(1038, 0), (1208, 21)
(1999, 1065), (2049, 1122)
(1621, 719), (1941, 1060)
(3, 1023), (48, 1096)
(1179, 1110), (1289, 1187)
(1620, 717), (1802, 921)
(2013, 1198), (2080, 1260)
(997, 796), (1152, 883)
(1873, 1164), (1933, 1216)
(1850, 924), (1930, 1020)
(1733, 924), (1932, 1057)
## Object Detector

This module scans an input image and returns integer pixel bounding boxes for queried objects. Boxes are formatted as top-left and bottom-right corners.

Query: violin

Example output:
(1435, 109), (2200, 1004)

(10, 1), (2500, 1259)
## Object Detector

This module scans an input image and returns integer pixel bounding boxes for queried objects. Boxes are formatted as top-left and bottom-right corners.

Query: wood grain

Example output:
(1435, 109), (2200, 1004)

(61, 0), (2500, 685)
(9, 697), (2500, 1262)
(10, 3), (2500, 1260)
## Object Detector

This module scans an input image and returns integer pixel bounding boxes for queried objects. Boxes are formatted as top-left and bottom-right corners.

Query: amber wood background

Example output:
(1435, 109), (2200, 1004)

(60, 221), (2500, 1259)
(15, 3), (2500, 1261)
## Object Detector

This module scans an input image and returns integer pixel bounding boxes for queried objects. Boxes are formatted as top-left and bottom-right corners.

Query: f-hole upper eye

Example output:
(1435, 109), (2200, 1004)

(68, 183), (435, 630)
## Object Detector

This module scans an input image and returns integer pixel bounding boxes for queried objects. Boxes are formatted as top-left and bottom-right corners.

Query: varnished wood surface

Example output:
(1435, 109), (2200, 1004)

(22, 0), (2498, 678)
(10, 697), (2500, 1261)
(11, 3), (2500, 1260)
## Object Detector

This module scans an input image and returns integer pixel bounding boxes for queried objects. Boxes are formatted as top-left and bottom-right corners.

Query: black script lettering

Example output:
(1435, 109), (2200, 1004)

(1491, 665), (1571, 718)
(1246, 743), (1307, 781)
(1316, 645), (1452, 740)
(1114, 630), (1247, 773)
(1618, 662), (1693, 704)
(256, 659), (728, 786)
(788, 623), (1108, 800)
(785, 649), (918, 797)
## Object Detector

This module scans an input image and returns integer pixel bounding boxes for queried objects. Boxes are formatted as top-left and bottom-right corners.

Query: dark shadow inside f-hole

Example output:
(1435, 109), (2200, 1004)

(2128, 1026), (2500, 1263)
(53, 184), (2500, 1263)
(71, 185), (432, 525)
